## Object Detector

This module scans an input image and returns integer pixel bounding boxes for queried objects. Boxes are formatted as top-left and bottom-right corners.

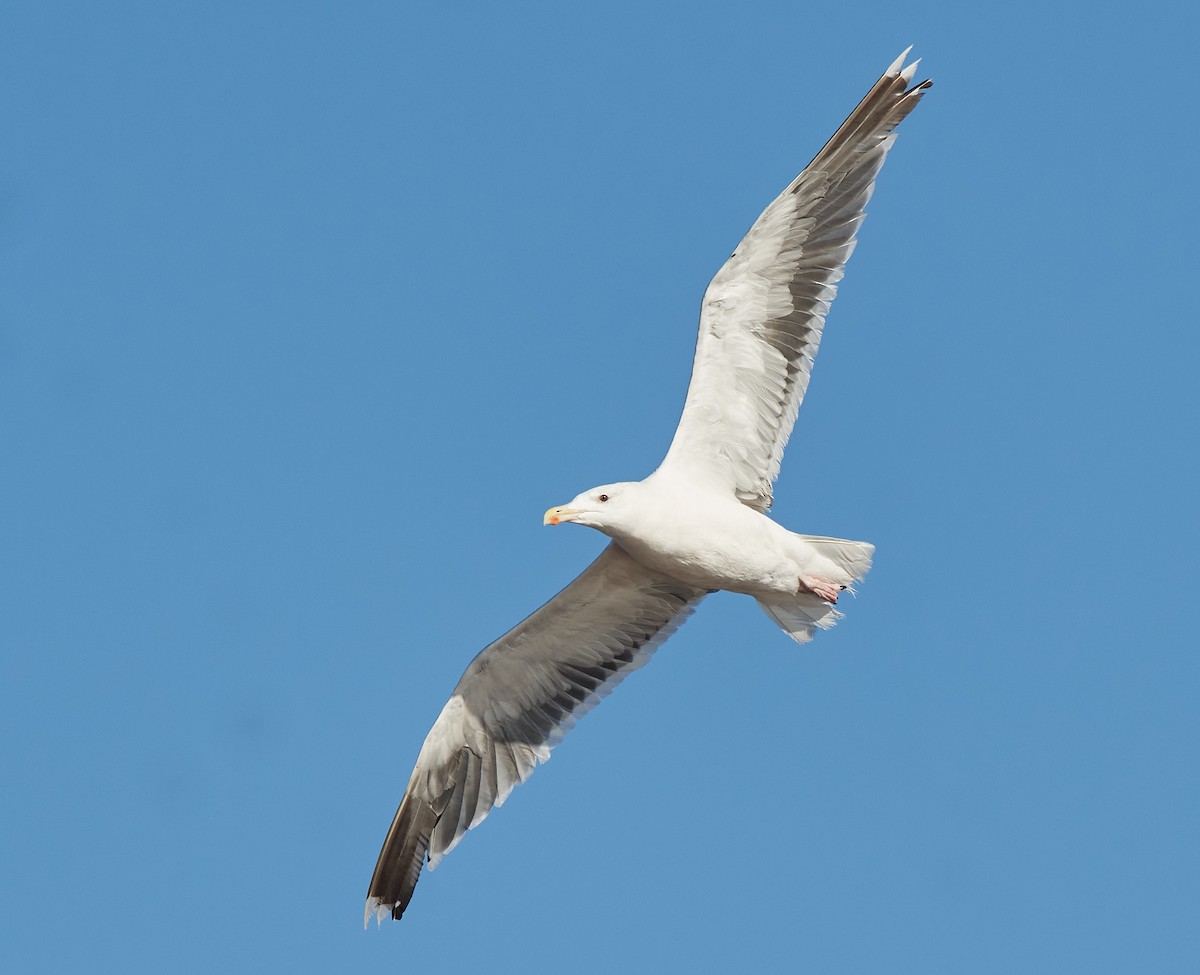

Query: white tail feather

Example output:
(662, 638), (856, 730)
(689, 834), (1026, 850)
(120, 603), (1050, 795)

(758, 535), (874, 643)
(758, 594), (843, 644)
(793, 534), (874, 587)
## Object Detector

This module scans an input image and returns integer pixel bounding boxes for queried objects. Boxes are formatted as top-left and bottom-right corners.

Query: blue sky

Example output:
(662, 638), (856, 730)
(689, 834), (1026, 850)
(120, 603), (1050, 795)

(3, 2), (1197, 972)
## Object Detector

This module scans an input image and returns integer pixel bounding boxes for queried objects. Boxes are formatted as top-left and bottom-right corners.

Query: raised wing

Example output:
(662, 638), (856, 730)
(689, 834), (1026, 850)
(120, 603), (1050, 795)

(365, 543), (706, 923)
(656, 51), (931, 511)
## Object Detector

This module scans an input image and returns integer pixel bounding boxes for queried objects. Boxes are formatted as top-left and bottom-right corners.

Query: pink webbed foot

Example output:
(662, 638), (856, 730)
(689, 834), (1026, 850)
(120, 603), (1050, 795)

(799, 575), (846, 604)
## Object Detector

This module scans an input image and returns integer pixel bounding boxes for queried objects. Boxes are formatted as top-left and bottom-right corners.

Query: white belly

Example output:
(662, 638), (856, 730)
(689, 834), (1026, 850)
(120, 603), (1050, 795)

(609, 496), (807, 597)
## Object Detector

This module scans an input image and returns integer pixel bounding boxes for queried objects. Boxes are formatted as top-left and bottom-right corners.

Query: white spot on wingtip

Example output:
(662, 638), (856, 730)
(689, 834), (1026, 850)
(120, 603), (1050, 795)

(364, 896), (389, 929)
(887, 45), (914, 76)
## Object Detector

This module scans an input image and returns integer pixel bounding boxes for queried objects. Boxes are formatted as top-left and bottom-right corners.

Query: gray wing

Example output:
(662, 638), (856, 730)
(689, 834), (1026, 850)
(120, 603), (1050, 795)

(365, 543), (706, 923)
(655, 50), (931, 511)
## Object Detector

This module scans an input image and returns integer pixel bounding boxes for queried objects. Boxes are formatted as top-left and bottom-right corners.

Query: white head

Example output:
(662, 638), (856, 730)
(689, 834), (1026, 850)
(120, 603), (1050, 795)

(543, 481), (642, 534)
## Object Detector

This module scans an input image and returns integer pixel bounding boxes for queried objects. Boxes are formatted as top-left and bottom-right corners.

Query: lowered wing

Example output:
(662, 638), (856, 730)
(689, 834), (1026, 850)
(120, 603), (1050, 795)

(365, 543), (706, 923)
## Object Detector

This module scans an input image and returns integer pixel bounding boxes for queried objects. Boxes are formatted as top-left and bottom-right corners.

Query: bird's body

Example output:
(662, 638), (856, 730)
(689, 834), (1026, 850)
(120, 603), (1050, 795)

(365, 50), (930, 925)
(555, 476), (872, 606)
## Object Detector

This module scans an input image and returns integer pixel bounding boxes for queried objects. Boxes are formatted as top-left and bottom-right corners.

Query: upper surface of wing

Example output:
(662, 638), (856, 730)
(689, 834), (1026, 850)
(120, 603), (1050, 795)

(365, 542), (706, 923)
(655, 51), (931, 511)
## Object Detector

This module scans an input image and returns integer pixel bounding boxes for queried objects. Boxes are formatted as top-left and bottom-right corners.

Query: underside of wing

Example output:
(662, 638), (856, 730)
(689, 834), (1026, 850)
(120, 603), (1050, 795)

(657, 50), (931, 511)
(365, 543), (706, 923)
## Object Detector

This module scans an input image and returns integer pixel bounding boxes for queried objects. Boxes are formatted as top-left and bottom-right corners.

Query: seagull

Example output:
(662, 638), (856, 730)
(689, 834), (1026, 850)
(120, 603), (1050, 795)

(365, 49), (930, 924)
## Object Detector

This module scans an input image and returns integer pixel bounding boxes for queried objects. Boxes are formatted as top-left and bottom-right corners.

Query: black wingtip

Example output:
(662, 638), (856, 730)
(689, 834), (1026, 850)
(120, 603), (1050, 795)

(365, 792), (437, 926)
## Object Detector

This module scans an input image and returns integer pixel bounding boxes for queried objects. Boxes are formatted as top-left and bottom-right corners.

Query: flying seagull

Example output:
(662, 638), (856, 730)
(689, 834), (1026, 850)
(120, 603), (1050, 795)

(366, 49), (930, 925)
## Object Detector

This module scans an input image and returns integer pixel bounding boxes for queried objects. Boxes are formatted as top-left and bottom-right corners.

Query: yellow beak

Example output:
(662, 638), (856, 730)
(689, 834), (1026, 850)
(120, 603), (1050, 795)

(544, 505), (580, 526)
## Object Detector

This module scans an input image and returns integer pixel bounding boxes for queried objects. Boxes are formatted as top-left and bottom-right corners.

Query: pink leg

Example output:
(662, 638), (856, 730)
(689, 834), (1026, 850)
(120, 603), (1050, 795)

(799, 575), (845, 603)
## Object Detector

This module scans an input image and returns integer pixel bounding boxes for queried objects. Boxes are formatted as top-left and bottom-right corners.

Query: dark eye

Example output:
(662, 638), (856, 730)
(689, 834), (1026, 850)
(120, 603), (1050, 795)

(598, 494), (609, 502)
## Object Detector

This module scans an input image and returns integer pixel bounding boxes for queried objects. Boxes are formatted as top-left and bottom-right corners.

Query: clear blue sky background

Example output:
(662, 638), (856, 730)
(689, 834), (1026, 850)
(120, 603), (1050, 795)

(3, 2), (1197, 972)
